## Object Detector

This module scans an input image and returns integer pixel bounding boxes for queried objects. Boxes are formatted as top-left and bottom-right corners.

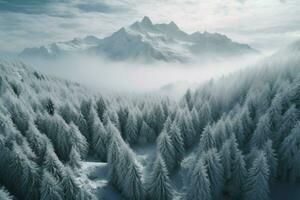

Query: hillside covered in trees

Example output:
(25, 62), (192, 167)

(0, 46), (300, 200)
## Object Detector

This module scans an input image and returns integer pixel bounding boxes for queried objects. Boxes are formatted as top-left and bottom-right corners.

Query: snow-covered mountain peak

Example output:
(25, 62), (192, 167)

(20, 17), (259, 63)
(141, 16), (153, 26)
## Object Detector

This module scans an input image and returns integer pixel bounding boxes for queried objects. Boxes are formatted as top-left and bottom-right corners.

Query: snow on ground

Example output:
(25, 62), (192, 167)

(133, 143), (157, 182)
(79, 161), (124, 200)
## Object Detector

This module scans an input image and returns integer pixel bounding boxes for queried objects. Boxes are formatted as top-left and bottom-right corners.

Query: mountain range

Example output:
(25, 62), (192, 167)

(20, 16), (258, 63)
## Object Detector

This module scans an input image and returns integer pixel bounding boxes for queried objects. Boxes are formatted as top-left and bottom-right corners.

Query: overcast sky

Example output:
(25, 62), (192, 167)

(0, 0), (299, 55)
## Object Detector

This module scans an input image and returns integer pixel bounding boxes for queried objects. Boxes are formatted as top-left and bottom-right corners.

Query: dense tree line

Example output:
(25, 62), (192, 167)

(0, 56), (299, 200)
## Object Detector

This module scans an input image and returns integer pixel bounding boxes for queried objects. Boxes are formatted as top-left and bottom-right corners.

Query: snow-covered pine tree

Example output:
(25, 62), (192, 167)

(68, 147), (81, 170)
(147, 155), (173, 200)
(44, 97), (55, 116)
(122, 148), (145, 200)
(263, 140), (278, 181)
(107, 122), (124, 188)
(198, 124), (216, 154)
(107, 137), (122, 188)
(5, 95), (31, 134)
(116, 144), (131, 188)
(134, 108), (144, 135)
(138, 121), (156, 144)
(36, 113), (71, 161)
(92, 116), (108, 161)
(239, 106), (253, 143)
(162, 117), (172, 133)
(40, 170), (64, 200)
(253, 84), (272, 120)
(231, 116), (246, 149)
(80, 99), (93, 125)
(183, 89), (193, 111)
(85, 107), (98, 148)
(0, 110), (16, 137)
(203, 148), (223, 200)
(228, 150), (247, 199)
(96, 96), (107, 122)
(62, 167), (81, 200)
(169, 122), (184, 167)
(279, 121), (300, 181)
(191, 107), (200, 133)
(175, 109), (196, 148)
(185, 158), (211, 200)
(148, 104), (166, 135)
(220, 140), (233, 184)
(157, 130), (176, 173)
(80, 100), (103, 150)
(244, 151), (270, 200)
(117, 105), (129, 136)
(42, 146), (65, 181)
(25, 122), (50, 164)
(212, 119), (228, 150)
(198, 101), (213, 130)
(5, 142), (40, 200)
(0, 75), (7, 95)
(103, 108), (121, 131)
(68, 122), (88, 159)
(59, 102), (79, 124)
(290, 75), (300, 108)
(267, 93), (283, 132)
(124, 111), (138, 144)
(250, 114), (272, 149)
(276, 104), (298, 147)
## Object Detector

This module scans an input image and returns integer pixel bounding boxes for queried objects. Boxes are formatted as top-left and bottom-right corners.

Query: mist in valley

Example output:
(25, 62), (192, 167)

(21, 53), (263, 95)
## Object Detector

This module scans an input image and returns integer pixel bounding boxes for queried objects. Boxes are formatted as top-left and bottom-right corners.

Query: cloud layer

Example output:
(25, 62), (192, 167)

(0, 0), (299, 55)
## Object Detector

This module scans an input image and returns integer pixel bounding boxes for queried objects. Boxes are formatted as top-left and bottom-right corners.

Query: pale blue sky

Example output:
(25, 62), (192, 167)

(0, 0), (299, 55)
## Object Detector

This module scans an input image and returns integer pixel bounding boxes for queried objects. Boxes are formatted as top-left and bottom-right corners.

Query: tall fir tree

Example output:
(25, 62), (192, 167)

(42, 146), (65, 181)
(228, 150), (247, 199)
(250, 114), (272, 149)
(245, 152), (270, 200)
(92, 116), (108, 161)
(122, 149), (145, 200)
(203, 148), (223, 200)
(157, 130), (176, 173)
(276, 104), (298, 147)
(198, 101), (213, 131)
(68, 147), (82, 170)
(279, 121), (300, 181)
(263, 140), (278, 181)
(169, 122), (185, 167)
(62, 167), (81, 200)
(147, 155), (173, 200)
(198, 124), (216, 154)
(186, 158), (211, 200)
(124, 111), (138, 145)
(40, 170), (64, 200)
(175, 109), (196, 148)
(139, 121), (156, 144)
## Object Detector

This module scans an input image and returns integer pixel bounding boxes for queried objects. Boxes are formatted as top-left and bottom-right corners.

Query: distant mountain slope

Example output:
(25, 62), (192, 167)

(20, 17), (258, 63)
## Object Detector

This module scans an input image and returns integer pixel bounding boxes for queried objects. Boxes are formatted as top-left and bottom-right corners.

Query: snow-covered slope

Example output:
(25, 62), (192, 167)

(20, 17), (258, 63)
(20, 35), (102, 59)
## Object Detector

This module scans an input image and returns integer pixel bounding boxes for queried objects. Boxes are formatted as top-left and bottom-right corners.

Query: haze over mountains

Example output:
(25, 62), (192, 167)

(20, 17), (258, 63)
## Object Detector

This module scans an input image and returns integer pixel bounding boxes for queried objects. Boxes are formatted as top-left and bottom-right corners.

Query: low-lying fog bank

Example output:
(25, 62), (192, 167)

(19, 54), (263, 95)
